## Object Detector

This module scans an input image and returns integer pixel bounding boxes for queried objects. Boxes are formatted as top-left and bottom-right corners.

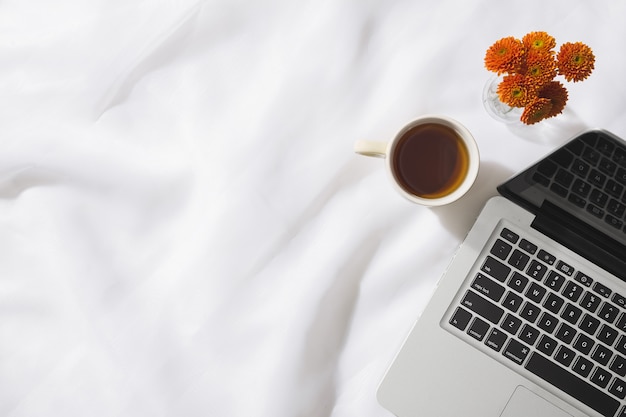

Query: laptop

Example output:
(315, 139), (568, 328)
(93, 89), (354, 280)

(377, 129), (626, 417)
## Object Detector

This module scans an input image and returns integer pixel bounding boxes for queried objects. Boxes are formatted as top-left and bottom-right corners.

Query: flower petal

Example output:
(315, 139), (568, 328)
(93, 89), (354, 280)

(485, 37), (525, 74)
(557, 42), (595, 82)
(520, 98), (553, 124)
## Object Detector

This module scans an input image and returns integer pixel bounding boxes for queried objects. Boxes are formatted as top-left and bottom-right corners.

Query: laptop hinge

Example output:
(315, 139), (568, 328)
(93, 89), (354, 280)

(531, 201), (626, 283)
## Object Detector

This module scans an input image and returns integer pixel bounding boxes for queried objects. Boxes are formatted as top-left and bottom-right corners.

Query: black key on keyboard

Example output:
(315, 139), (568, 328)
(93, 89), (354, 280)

(555, 322), (576, 344)
(556, 261), (575, 276)
(598, 324), (619, 346)
(583, 147), (602, 165)
(617, 168), (626, 185)
(551, 148), (574, 168)
(573, 333), (594, 355)
(616, 335), (626, 356)
(485, 328), (507, 352)
(574, 271), (593, 287)
(589, 169), (607, 188)
(503, 339), (530, 365)
(555, 169), (574, 187)
(519, 324), (540, 345)
(580, 292), (601, 313)
(572, 179), (591, 198)
(587, 204), (605, 219)
(589, 189), (609, 207)
(606, 180), (624, 198)
(520, 302), (541, 323)
(500, 228), (519, 243)
(614, 293), (626, 309)
(554, 345), (575, 367)
(537, 249), (556, 265)
(507, 272), (528, 293)
(525, 353), (621, 417)
(593, 282), (612, 298)
(590, 367), (612, 389)
(449, 307), (472, 331)
(579, 313), (601, 335)
(526, 260), (547, 281)
(597, 136), (616, 156)
(561, 303), (582, 324)
(545, 271), (566, 291)
(544, 292), (565, 314)
(573, 355), (594, 378)
(537, 160), (558, 177)
(537, 334), (558, 356)
(572, 159), (591, 177)
(461, 291), (504, 324)
(599, 302), (620, 323)
(614, 148), (626, 166)
(568, 193), (586, 208)
(599, 157), (618, 176)
(481, 256), (511, 283)
(606, 215), (624, 230)
(608, 199), (626, 217)
(567, 138), (585, 155)
(490, 239), (512, 260)
(502, 291), (524, 313)
(537, 312), (558, 334)
(610, 354), (626, 377)
(501, 314), (522, 335)
(591, 344), (613, 366)
(467, 317), (490, 341)
(508, 249), (530, 270)
(525, 282), (546, 303)
(609, 378), (626, 400)
(518, 239), (537, 254)
(471, 273), (505, 302)
(617, 313), (626, 332)
(562, 281), (584, 302)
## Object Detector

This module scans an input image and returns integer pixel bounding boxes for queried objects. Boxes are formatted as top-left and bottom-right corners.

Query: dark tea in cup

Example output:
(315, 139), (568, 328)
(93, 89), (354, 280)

(392, 123), (470, 199)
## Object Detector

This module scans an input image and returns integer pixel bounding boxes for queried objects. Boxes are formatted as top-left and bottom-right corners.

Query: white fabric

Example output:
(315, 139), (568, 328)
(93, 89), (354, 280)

(1, 1), (625, 416)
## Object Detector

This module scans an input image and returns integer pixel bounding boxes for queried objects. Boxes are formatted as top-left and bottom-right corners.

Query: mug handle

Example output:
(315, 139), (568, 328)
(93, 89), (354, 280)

(353, 140), (387, 158)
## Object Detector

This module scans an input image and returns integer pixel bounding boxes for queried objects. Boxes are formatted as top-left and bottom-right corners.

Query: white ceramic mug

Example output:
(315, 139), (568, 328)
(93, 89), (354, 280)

(354, 115), (479, 206)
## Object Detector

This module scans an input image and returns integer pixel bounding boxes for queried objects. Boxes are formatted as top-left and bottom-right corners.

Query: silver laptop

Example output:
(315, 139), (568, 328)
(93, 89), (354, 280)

(377, 129), (626, 417)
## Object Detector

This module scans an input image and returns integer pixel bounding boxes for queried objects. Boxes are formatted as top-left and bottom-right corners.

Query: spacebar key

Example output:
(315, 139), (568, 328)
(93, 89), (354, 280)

(525, 353), (620, 417)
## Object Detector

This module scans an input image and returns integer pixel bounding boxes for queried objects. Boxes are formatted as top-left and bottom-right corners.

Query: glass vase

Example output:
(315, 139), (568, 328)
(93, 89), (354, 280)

(482, 75), (523, 124)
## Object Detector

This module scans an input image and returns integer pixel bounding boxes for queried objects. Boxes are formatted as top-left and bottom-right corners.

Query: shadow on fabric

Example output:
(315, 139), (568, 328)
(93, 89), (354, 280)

(431, 161), (514, 240)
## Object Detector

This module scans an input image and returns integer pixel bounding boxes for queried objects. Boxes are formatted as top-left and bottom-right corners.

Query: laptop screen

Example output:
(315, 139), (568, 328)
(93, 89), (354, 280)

(497, 129), (626, 282)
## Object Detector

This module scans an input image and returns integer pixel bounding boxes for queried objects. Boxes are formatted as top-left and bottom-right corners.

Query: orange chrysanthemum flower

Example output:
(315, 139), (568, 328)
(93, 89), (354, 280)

(484, 32), (594, 124)
(522, 31), (556, 55)
(521, 98), (553, 125)
(484, 37), (525, 75)
(557, 42), (595, 82)
(538, 81), (569, 118)
(524, 53), (557, 88)
(497, 74), (537, 107)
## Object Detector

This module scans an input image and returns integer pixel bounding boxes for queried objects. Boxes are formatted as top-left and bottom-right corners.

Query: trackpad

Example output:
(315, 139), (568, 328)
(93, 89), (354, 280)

(500, 386), (573, 417)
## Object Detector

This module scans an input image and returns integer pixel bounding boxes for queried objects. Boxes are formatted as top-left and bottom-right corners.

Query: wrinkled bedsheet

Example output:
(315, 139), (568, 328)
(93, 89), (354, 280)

(2, 1), (626, 416)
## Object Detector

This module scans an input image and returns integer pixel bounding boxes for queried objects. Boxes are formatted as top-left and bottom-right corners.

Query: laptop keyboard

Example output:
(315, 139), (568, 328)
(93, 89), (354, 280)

(533, 131), (626, 234)
(447, 224), (626, 417)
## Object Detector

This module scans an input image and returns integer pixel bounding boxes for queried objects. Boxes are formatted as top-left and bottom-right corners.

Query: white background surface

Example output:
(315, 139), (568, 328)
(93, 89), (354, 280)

(2, 1), (625, 416)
